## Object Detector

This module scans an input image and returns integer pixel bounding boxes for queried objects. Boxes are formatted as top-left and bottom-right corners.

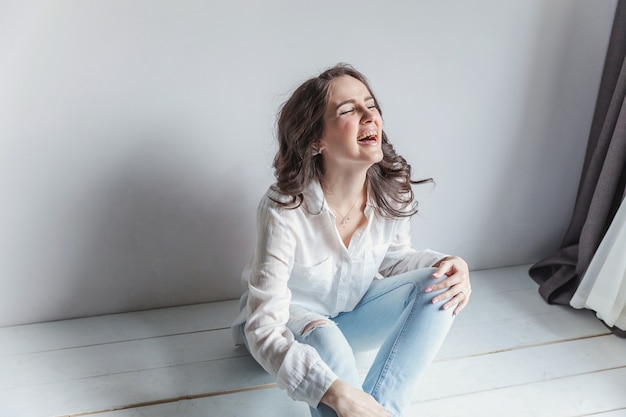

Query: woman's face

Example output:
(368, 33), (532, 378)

(318, 75), (384, 173)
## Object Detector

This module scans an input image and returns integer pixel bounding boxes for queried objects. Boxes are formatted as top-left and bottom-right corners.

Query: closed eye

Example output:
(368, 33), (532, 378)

(337, 102), (377, 116)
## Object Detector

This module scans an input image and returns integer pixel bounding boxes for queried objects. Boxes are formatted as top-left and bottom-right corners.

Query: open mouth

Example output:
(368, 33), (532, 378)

(357, 131), (378, 144)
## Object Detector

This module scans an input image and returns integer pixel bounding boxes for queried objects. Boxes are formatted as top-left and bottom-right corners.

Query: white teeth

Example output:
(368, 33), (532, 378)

(357, 131), (377, 140)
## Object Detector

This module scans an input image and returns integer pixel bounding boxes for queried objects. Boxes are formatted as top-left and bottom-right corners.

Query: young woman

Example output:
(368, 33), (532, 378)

(232, 63), (471, 417)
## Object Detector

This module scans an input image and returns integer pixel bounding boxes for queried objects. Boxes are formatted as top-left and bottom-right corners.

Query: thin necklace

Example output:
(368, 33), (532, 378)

(326, 194), (360, 228)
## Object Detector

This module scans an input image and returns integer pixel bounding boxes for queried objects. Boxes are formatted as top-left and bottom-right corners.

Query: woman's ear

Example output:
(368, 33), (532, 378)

(312, 141), (324, 155)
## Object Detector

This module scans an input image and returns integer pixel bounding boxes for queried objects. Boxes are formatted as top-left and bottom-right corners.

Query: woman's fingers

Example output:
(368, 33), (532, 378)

(427, 256), (472, 315)
(444, 288), (471, 315)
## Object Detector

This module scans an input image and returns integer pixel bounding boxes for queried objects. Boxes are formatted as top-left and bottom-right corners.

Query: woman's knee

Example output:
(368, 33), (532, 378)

(402, 267), (439, 287)
(406, 268), (451, 295)
(391, 268), (446, 300)
(289, 313), (359, 385)
(298, 318), (354, 363)
(300, 318), (334, 338)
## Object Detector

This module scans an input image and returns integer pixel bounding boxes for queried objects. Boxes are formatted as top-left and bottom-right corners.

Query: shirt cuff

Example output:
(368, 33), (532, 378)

(277, 348), (338, 408)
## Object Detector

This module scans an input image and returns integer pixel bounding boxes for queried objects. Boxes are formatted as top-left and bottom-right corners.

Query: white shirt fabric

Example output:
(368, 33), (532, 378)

(231, 180), (445, 407)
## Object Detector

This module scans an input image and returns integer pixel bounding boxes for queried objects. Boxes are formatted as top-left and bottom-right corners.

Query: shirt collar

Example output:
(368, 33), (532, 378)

(302, 179), (326, 215)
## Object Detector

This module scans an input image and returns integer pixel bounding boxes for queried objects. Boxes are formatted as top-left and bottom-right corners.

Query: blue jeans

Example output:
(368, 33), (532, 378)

(244, 268), (455, 417)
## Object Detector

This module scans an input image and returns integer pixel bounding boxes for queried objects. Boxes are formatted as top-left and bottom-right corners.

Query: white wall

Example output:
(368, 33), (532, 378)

(0, 0), (617, 327)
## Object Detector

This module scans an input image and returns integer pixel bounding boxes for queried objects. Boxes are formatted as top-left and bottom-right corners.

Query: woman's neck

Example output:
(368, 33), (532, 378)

(320, 171), (367, 213)
(320, 171), (368, 246)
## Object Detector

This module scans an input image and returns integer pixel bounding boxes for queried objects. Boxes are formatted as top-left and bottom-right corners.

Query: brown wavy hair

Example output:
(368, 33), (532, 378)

(272, 63), (431, 218)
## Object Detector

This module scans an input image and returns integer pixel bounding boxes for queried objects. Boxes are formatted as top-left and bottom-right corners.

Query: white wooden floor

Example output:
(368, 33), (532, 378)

(1, 265), (625, 417)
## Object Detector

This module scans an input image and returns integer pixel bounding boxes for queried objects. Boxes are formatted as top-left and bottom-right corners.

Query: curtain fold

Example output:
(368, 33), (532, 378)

(528, 1), (626, 307)
(571, 197), (626, 334)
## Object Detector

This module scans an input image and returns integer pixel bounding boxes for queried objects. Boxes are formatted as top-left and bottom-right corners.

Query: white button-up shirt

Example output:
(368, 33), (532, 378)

(232, 180), (445, 407)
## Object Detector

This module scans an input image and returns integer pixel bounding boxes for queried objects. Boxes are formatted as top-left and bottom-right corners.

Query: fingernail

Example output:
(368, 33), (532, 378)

(443, 304), (449, 310)
(425, 287), (432, 293)
(432, 298), (439, 303)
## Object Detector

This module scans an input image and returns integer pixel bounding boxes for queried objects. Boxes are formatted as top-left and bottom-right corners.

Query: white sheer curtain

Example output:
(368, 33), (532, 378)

(570, 197), (626, 332)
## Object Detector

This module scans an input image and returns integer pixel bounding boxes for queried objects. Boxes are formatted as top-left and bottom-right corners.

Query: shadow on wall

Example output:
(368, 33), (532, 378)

(59, 131), (251, 319)
(479, 1), (615, 266)
(14, 130), (258, 413)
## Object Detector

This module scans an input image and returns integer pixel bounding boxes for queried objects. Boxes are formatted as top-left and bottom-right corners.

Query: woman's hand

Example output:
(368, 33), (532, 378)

(321, 379), (390, 417)
(427, 256), (471, 316)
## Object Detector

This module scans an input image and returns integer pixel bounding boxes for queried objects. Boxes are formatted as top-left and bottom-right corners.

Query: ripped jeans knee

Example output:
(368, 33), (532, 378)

(288, 307), (334, 338)
(287, 306), (360, 387)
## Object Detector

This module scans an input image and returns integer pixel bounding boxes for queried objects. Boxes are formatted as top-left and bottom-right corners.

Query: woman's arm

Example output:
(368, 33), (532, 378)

(378, 216), (447, 275)
(378, 217), (472, 315)
(244, 194), (338, 407)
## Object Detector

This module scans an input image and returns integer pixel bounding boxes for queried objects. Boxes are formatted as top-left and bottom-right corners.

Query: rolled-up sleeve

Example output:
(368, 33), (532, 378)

(244, 196), (337, 407)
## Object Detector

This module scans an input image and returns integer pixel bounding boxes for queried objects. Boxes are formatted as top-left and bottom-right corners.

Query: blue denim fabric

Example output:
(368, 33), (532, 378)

(243, 267), (455, 417)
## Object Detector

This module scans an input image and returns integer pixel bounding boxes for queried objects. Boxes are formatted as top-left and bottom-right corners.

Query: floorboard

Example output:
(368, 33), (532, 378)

(581, 410), (626, 417)
(0, 301), (239, 357)
(1, 356), (273, 417)
(1, 329), (246, 390)
(417, 334), (626, 402)
(2, 264), (624, 417)
(408, 367), (626, 417)
(90, 388), (310, 417)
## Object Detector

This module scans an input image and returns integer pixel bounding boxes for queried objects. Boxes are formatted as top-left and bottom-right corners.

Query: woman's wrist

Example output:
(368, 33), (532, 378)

(432, 255), (452, 268)
(320, 379), (348, 409)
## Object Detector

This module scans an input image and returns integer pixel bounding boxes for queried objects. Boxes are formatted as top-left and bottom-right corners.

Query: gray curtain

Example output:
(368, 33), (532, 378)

(529, 1), (626, 306)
